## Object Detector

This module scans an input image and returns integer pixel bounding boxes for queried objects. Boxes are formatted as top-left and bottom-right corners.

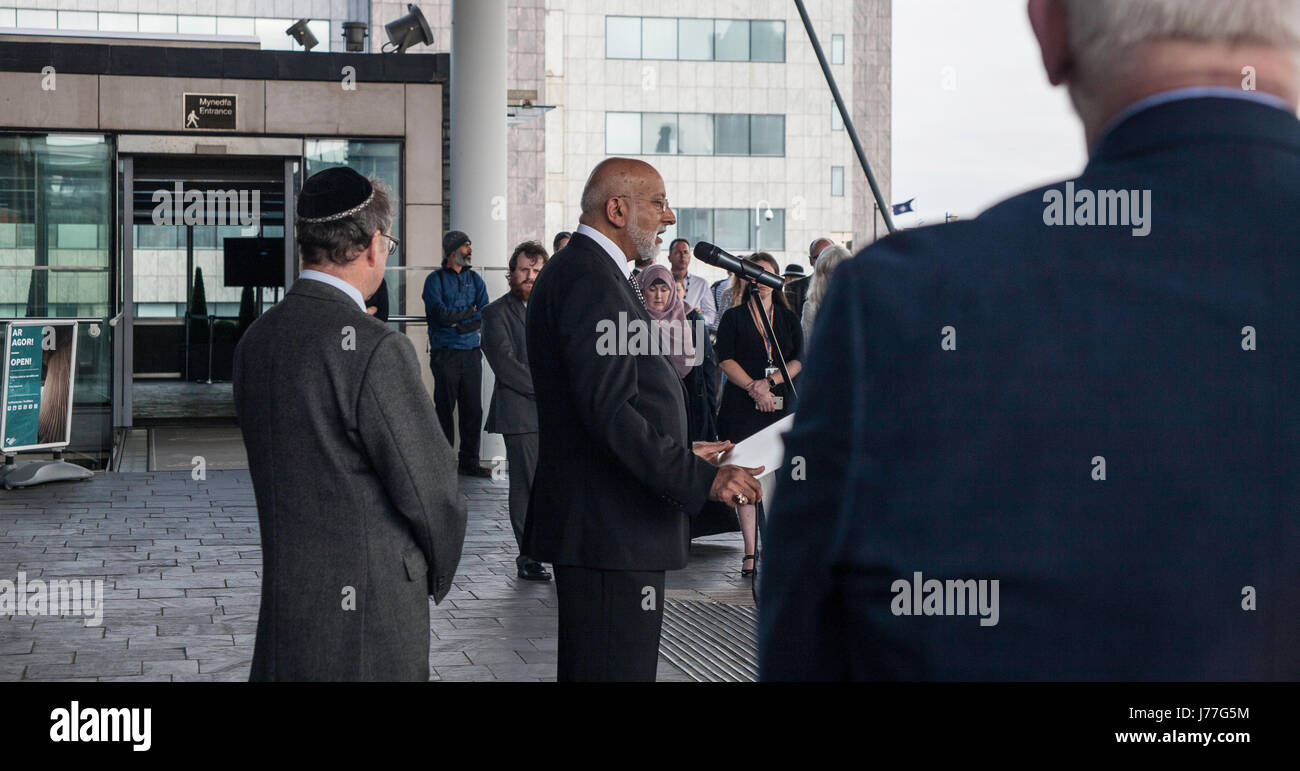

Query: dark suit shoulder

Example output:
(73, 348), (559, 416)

(482, 294), (514, 319)
(532, 237), (627, 312)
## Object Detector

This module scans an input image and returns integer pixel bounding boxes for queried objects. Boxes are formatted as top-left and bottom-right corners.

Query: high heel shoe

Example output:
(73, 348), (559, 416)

(741, 554), (756, 577)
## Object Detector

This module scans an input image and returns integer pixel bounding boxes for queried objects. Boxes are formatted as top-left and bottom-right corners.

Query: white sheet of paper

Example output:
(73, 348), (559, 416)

(718, 413), (795, 480)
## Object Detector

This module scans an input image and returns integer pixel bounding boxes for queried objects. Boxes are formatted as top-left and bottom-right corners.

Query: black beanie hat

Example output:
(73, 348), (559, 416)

(443, 230), (470, 257)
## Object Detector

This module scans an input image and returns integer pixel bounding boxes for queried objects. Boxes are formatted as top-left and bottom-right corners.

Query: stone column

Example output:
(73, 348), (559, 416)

(451, 0), (508, 466)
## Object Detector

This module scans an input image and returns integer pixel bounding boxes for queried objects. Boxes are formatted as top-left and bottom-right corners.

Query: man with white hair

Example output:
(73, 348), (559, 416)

(761, 0), (1300, 680)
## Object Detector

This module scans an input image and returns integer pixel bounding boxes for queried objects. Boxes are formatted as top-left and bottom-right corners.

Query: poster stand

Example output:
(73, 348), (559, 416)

(0, 320), (93, 489)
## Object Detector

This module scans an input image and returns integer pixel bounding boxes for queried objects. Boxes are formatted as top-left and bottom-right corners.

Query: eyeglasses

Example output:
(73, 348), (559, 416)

(382, 233), (399, 257)
(615, 195), (671, 214)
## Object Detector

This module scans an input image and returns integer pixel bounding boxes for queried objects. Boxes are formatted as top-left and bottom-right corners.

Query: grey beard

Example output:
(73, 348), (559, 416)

(454, 253), (472, 268)
(629, 225), (659, 264)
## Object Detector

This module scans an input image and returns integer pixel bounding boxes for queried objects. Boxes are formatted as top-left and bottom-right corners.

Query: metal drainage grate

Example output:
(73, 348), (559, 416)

(659, 599), (758, 682)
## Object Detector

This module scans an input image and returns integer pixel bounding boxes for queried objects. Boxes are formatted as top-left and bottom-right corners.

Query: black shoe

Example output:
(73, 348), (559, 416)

(517, 561), (552, 581)
(458, 463), (492, 478)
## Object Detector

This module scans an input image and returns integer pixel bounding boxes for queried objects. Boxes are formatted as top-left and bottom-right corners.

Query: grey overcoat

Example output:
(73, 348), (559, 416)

(233, 278), (466, 681)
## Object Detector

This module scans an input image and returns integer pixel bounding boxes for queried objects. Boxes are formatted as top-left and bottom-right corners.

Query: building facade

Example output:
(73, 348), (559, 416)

(371, 0), (890, 274)
(0, 0), (888, 468)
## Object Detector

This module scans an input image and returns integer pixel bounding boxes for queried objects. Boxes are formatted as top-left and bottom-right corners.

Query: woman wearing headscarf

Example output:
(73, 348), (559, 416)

(635, 264), (737, 539)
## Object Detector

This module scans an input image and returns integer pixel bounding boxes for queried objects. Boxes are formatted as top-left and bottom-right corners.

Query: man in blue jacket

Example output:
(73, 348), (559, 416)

(423, 230), (492, 477)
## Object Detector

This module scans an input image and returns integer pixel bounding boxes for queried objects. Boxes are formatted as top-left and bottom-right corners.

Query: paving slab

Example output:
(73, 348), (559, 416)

(0, 470), (756, 681)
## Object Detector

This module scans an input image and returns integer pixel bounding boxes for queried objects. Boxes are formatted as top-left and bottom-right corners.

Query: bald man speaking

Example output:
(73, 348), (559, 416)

(525, 158), (764, 681)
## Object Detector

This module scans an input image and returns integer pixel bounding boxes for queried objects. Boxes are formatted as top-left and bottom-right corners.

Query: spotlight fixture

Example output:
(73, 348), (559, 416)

(384, 4), (433, 54)
(342, 21), (369, 53)
(286, 19), (318, 52)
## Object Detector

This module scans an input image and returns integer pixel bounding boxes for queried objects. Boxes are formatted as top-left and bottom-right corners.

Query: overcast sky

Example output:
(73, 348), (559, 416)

(891, 0), (1089, 226)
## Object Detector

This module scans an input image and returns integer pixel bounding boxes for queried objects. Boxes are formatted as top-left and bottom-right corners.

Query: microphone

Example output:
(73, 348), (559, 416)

(692, 242), (786, 291)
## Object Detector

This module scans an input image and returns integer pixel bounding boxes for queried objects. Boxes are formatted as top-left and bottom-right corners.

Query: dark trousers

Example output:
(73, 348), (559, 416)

(503, 432), (539, 567)
(428, 347), (483, 467)
(553, 565), (666, 682)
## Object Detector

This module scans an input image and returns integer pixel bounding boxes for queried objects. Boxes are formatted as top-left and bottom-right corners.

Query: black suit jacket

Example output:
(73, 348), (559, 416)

(482, 292), (537, 434)
(524, 232), (718, 570)
(784, 275), (810, 316)
(760, 97), (1300, 680)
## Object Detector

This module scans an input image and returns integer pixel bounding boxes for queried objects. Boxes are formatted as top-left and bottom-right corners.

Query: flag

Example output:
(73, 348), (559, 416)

(892, 198), (916, 216)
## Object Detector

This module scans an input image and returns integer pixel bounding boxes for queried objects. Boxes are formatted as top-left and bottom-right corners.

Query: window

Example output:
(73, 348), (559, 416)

(679, 18), (714, 60)
(750, 115), (784, 156)
(715, 114), (750, 155)
(605, 112), (642, 155)
(831, 34), (845, 65)
(832, 104), (844, 131)
(606, 113), (784, 157)
(0, 9), (14, 28)
(99, 13), (137, 32)
(643, 113), (678, 154)
(751, 21), (785, 62)
(607, 16), (783, 62)
(714, 19), (750, 61)
(0, 134), (112, 320)
(139, 14), (178, 34)
(178, 16), (217, 35)
(217, 17), (254, 37)
(678, 113), (715, 155)
(675, 209), (713, 249)
(304, 140), (404, 310)
(58, 11), (97, 30)
(675, 208), (786, 252)
(831, 166), (845, 197)
(17, 10), (57, 29)
(642, 18), (677, 59)
(255, 19), (294, 51)
(713, 209), (750, 250)
(607, 16), (641, 58)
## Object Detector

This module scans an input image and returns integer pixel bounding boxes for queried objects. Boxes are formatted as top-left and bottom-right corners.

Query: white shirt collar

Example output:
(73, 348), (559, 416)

(576, 223), (633, 280)
(298, 269), (368, 312)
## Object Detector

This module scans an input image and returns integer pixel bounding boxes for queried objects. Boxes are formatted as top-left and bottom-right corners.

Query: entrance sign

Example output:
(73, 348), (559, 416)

(182, 93), (237, 131)
(1, 321), (78, 453)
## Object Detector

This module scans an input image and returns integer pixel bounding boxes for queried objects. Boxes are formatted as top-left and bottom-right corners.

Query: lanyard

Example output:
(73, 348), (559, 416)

(749, 300), (774, 365)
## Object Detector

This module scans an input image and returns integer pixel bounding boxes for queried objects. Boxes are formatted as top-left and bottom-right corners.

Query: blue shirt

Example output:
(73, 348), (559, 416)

(423, 266), (490, 350)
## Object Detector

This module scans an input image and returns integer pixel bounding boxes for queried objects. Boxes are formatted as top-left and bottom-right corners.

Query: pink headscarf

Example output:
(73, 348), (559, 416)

(635, 264), (697, 378)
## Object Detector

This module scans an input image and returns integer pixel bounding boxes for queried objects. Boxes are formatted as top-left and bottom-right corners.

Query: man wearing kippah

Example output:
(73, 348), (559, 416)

(423, 230), (492, 477)
(233, 166), (466, 681)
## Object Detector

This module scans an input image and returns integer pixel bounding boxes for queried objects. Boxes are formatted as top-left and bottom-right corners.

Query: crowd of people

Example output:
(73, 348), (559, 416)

(233, 0), (1299, 683)
(417, 219), (853, 586)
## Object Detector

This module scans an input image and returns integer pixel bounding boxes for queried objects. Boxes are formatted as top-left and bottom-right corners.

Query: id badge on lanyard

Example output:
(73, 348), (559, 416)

(751, 304), (783, 410)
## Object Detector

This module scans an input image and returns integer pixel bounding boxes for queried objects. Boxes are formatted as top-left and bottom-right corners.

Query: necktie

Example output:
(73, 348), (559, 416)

(627, 274), (646, 307)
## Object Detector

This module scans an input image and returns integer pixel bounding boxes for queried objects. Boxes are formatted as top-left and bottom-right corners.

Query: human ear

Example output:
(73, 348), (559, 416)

(1029, 0), (1072, 86)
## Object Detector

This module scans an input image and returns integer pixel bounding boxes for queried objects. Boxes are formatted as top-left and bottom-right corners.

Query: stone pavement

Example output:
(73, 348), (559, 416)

(0, 470), (756, 682)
